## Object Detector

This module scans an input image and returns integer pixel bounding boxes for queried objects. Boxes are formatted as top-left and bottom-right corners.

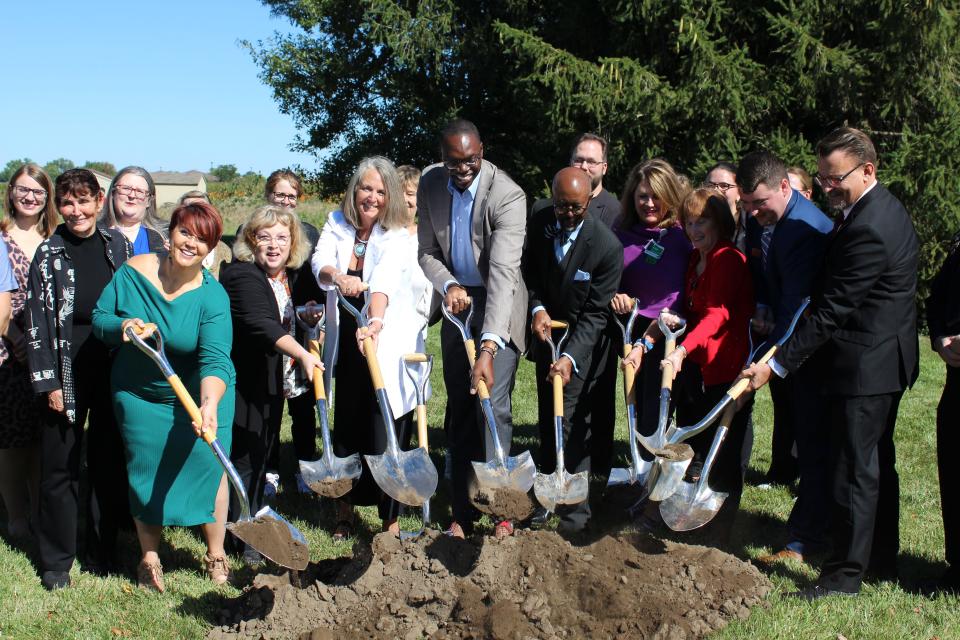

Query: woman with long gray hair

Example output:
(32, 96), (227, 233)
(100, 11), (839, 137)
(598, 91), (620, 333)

(311, 156), (430, 540)
(100, 166), (168, 255)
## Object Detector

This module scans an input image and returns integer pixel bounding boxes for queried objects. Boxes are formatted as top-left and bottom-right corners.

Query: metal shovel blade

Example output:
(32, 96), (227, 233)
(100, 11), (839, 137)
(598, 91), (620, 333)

(645, 444), (694, 502)
(660, 406), (735, 532)
(298, 340), (362, 499)
(365, 446), (438, 507)
(227, 506), (311, 570)
(658, 481), (729, 532)
(534, 467), (590, 513)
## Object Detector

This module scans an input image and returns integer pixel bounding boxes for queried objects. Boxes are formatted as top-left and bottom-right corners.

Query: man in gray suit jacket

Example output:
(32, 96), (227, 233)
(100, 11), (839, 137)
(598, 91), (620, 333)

(418, 119), (528, 537)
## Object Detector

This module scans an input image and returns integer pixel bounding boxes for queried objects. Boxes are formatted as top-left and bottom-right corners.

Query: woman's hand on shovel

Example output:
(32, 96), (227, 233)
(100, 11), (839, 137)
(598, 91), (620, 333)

(193, 399), (219, 438)
(296, 349), (324, 382)
(356, 320), (382, 353)
(661, 346), (686, 380)
(623, 344), (644, 371)
(121, 318), (154, 342)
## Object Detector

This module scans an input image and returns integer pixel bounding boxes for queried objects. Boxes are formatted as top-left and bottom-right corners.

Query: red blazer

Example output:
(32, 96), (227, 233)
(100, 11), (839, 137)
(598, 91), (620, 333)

(679, 240), (755, 386)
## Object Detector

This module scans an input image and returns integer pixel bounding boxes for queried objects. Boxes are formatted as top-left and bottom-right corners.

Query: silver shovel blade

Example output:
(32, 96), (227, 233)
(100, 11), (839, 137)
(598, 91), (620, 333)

(659, 482), (729, 532)
(606, 455), (655, 488)
(365, 447), (438, 507)
(533, 469), (589, 513)
(471, 449), (537, 493)
(226, 506), (311, 570)
(298, 454), (363, 498)
(646, 444), (694, 502)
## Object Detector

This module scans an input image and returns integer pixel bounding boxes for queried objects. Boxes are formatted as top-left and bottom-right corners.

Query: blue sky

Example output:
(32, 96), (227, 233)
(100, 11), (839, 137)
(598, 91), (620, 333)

(0, 1), (315, 176)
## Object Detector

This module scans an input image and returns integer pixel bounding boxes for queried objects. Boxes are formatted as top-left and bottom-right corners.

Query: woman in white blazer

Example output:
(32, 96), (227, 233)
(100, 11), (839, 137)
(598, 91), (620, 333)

(311, 156), (430, 538)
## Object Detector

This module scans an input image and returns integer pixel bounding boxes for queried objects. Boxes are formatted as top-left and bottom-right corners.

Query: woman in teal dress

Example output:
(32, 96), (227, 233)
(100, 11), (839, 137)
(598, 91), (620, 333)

(93, 201), (235, 592)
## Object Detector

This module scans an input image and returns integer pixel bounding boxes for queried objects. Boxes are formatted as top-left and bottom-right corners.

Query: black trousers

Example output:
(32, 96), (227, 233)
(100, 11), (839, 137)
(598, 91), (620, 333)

(938, 366), (960, 569)
(534, 335), (616, 528)
(819, 391), (902, 593)
(674, 367), (754, 540)
(266, 389), (318, 475)
(439, 287), (519, 529)
(230, 394), (285, 521)
(37, 358), (129, 572)
(766, 375), (800, 484)
(332, 299), (413, 521)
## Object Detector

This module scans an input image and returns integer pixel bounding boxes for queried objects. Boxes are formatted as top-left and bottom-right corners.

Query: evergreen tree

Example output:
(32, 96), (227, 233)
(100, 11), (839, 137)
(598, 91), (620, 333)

(249, 0), (960, 309)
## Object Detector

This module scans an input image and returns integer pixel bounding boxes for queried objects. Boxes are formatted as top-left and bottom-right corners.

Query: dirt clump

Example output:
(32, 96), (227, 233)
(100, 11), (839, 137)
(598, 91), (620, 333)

(305, 477), (354, 499)
(208, 529), (771, 639)
(468, 479), (537, 521)
(655, 443), (694, 461)
(226, 517), (310, 571)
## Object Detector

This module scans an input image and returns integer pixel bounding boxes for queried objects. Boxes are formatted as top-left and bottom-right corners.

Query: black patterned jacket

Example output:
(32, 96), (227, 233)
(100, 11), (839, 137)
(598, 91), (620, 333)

(26, 225), (131, 423)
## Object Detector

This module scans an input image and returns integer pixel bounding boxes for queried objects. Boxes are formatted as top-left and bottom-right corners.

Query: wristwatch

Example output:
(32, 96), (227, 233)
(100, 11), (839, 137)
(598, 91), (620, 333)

(479, 340), (499, 359)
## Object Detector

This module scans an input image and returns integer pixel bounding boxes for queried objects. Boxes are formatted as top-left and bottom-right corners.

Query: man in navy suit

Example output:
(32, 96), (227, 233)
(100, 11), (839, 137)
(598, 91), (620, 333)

(742, 128), (919, 598)
(738, 151), (833, 564)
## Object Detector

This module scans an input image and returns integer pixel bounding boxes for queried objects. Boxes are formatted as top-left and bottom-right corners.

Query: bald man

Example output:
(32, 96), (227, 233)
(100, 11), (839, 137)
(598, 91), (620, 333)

(523, 167), (624, 532)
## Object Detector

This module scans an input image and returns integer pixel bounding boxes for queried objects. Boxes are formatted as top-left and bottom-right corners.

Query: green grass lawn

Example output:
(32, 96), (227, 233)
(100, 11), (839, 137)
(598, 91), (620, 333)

(2, 314), (956, 637)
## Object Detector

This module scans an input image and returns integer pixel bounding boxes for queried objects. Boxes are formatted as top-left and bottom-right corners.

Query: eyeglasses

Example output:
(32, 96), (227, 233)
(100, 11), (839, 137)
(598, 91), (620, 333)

(571, 157), (604, 168)
(12, 185), (47, 200)
(814, 163), (864, 189)
(703, 181), (736, 193)
(255, 233), (291, 247)
(114, 184), (149, 200)
(554, 201), (587, 215)
(443, 156), (481, 170)
(271, 192), (298, 203)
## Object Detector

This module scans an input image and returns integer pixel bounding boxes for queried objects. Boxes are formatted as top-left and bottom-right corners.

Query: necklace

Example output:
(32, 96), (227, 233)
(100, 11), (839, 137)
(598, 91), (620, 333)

(353, 235), (369, 258)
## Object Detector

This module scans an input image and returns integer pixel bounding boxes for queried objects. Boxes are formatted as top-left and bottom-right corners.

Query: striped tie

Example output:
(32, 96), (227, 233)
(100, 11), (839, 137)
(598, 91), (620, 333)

(761, 225), (774, 270)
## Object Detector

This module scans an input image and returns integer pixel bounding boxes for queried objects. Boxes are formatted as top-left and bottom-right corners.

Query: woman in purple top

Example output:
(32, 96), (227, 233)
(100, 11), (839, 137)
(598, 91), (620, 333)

(611, 158), (691, 443)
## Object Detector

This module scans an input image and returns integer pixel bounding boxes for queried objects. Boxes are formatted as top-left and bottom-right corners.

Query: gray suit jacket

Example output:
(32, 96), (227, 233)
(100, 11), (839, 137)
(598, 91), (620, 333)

(417, 159), (529, 352)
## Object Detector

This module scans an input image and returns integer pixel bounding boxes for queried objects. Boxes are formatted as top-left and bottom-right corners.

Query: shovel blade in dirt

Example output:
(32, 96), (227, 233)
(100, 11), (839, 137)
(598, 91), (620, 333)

(645, 445), (694, 502)
(298, 339), (362, 498)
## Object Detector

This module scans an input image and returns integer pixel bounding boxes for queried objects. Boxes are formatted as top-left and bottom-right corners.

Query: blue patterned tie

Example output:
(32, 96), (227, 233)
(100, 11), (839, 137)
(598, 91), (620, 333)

(761, 225), (774, 270)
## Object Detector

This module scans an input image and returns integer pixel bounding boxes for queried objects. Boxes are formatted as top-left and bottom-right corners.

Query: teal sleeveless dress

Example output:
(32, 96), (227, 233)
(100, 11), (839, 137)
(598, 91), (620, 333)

(93, 262), (235, 526)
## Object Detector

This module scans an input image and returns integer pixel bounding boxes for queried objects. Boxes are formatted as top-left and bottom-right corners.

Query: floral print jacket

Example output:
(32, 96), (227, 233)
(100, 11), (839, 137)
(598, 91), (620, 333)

(26, 225), (131, 423)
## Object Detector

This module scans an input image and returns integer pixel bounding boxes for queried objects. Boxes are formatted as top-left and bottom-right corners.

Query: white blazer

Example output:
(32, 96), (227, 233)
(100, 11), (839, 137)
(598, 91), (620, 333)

(311, 210), (430, 418)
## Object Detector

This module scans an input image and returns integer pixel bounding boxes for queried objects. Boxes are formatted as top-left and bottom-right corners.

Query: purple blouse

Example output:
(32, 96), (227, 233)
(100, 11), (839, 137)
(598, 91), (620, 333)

(615, 224), (692, 318)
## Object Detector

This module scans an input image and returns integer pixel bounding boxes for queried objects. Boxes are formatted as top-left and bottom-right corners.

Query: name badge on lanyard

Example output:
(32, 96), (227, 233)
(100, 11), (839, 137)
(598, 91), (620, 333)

(644, 229), (667, 264)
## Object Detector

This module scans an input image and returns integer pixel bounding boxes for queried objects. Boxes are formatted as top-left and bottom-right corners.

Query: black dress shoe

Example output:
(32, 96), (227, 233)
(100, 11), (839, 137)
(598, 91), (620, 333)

(529, 507), (551, 528)
(786, 585), (858, 601)
(41, 570), (71, 591)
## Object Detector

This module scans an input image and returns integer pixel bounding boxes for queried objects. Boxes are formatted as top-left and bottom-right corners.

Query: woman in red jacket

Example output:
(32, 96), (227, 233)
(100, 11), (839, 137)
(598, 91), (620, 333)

(624, 188), (754, 537)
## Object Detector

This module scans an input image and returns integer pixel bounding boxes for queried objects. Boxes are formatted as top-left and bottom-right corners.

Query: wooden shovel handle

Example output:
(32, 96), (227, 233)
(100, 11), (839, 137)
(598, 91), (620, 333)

(727, 344), (779, 399)
(308, 339), (326, 401)
(550, 320), (568, 329)
(660, 337), (677, 391)
(131, 322), (159, 336)
(167, 374), (216, 445)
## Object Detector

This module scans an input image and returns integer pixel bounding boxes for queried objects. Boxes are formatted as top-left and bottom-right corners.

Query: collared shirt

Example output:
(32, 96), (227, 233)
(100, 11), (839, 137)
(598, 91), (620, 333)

(447, 172), (483, 287)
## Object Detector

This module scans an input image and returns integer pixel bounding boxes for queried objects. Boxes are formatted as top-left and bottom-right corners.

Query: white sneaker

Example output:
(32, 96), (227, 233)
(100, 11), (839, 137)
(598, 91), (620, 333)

(295, 473), (312, 495)
(264, 472), (280, 498)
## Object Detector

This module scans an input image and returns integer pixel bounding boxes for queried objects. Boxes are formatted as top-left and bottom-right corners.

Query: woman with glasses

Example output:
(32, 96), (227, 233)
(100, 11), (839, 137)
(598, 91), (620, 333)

(0, 164), (59, 543)
(260, 169), (325, 497)
(702, 162), (748, 253)
(92, 201), (234, 592)
(101, 166), (168, 255)
(311, 156), (429, 540)
(27, 169), (132, 590)
(611, 158), (691, 448)
(218, 205), (323, 566)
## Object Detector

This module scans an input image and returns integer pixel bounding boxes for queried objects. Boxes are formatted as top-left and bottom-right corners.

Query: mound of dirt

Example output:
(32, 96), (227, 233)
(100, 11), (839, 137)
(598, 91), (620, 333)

(208, 529), (771, 639)
(305, 478), (354, 499)
(468, 480), (538, 521)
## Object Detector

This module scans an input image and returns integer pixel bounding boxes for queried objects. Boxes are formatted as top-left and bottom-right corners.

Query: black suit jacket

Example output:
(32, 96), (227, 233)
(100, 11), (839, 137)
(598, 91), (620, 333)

(219, 260), (309, 426)
(926, 233), (960, 348)
(530, 187), (621, 230)
(777, 183), (919, 395)
(523, 208), (623, 375)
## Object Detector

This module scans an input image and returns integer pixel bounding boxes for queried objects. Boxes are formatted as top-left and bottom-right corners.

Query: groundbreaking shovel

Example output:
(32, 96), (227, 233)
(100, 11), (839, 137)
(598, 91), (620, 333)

(659, 404), (736, 531)
(534, 321), (589, 512)
(607, 298), (655, 488)
(127, 324), (309, 570)
(664, 297), (811, 446)
(400, 353), (433, 541)
(642, 310), (694, 503)
(441, 303), (536, 495)
(337, 287), (438, 507)
(297, 307), (362, 498)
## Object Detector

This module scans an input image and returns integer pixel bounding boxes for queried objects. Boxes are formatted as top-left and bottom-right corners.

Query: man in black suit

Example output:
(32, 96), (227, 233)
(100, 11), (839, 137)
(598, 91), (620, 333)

(524, 167), (623, 532)
(531, 133), (621, 228)
(741, 127), (919, 598)
(739, 151), (834, 563)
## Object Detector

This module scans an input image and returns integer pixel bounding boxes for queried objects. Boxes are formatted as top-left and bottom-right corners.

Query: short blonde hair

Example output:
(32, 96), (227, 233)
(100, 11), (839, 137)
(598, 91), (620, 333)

(233, 205), (311, 268)
(341, 156), (408, 231)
